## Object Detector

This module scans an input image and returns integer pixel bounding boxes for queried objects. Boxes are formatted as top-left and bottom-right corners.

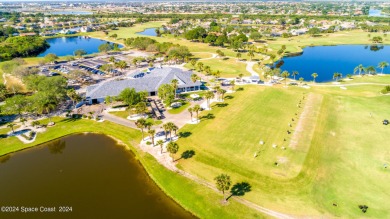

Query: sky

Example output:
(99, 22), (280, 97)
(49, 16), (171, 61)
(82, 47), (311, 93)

(0, 0), (384, 2)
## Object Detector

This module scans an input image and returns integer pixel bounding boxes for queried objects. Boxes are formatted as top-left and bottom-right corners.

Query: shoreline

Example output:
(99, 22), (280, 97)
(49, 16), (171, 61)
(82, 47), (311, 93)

(0, 128), (199, 218)
(39, 34), (126, 58)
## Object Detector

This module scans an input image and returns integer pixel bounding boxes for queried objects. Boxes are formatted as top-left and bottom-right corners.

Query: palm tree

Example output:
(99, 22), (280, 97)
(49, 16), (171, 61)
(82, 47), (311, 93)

(109, 56), (115, 63)
(219, 89), (227, 101)
(188, 107), (193, 121)
(354, 64), (364, 75)
(67, 89), (81, 109)
(238, 73), (244, 81)
(31, 120), (40, 127)
(20, 117), (27, 126)
(230, 80), (235, 91)
(204, 91), (214, 109)
(299, 77), (304, 84)
(116, 60), (128, 72)
(247, 50), (255, 61)
(162, 123), (170, 141)
(292, 71), (299, 80)
(213, 70), (221, 79)
(135, 118), (147, 140)
(7, 123), (16, 133)
(43, 101), (56, 124)
(281, 71), (290, 86)
(166, 142), (179, 162)
(311, 73), (318, 83)
(171, 124), (178, 137)
(191, 74), (199, 83)
(378, 61), (389, 74)
(204, 66), (211, 75)
(166, 122), (177, 140)
(366, 66), (376, 75)
(157, 139), (164, 154)
(190, 59), (197, 69)
(145, 121), (153, 131)
(333, 72), (339, 81)
(132, 58), (138, 68)
(193, 104), (201, 121)
(148, 129), (156, 146)
(197, 62), (204, 71)
(171, 79), (179, 99)
(236, 52), (242, 61)
(214, 174), (231, 202)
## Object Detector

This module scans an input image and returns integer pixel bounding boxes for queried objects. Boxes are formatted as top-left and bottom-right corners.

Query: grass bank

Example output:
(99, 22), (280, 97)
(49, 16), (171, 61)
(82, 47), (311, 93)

(0, 117), (267, 219)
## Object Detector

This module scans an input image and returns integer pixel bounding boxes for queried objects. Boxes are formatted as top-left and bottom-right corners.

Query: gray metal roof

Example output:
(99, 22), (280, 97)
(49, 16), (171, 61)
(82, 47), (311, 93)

(86, 67), (201, 99)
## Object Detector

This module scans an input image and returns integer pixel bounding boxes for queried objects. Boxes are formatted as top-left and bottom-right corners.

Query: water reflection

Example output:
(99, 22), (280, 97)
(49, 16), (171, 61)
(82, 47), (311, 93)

(47, 139), (66, 154)
(0, 134), (195, 219)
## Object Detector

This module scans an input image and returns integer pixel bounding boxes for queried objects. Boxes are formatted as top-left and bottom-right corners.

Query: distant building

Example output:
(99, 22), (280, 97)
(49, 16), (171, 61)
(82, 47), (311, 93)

(20, 32), (37, 36)
(86, 67), (202, 104)
(80, 26), (92, 32)
(60, 29), (76, 34)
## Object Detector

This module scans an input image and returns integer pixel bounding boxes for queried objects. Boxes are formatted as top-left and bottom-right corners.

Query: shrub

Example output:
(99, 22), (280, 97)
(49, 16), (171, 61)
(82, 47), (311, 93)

(358, 205), (368, 213)
(381, 85), (390, 94)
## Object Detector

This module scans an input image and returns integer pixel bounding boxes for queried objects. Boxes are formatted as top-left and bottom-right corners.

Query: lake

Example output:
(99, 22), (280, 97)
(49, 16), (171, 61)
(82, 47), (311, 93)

(38, 37), (123, 57)
(137, 28), (158, 37)
(0, 134), (195, 219)
(49, 11), (93, 15)
(276, 45), (390, 82)
(369, 9), (388, 17)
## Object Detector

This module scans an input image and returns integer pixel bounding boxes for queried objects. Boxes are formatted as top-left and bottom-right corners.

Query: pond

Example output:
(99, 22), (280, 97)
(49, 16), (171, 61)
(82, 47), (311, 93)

(0, 134), (195, 219)
(369, 9), (388, 17)
(49, 11), (93, 15)
(137, 28), (158, 37)
(38, 36), (123, 57)
(275, 45), (390, 82)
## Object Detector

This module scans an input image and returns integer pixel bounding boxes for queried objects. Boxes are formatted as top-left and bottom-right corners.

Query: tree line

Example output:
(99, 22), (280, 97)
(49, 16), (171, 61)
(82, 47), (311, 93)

(0, 36), (49, 61)
(124, 37), (192, 64)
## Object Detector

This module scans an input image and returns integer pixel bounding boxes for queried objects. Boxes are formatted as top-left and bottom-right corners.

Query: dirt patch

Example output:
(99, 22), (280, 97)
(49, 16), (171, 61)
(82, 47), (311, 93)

(289, 93), (323, 150)
(277, 156), (289, 164)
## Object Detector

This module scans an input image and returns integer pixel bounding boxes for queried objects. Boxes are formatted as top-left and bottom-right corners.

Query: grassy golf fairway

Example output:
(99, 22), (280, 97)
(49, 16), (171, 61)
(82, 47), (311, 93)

(263, 30), (389, 54)
(176, 83), (390, 218)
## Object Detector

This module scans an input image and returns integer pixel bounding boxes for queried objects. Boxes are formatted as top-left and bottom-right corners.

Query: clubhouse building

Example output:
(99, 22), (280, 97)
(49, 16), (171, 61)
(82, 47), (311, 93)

(86, 67), (202, 104)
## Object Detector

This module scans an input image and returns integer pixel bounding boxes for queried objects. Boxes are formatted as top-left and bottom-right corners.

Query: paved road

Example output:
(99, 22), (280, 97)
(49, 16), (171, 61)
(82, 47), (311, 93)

(102, 110), (138, 129)
(312, 82), (389, 87)
(246, 61), (259, 77)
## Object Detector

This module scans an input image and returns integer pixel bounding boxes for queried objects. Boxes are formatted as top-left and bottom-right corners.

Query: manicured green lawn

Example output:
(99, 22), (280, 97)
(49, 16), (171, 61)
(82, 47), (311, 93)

(262, 30), (389, 55)
(168, 102), (190, 114)
(186, 57), (249, 77)
(175, 82), (390, 218)
(109, 111), (163, 125)
(0, 117), (267, 219)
